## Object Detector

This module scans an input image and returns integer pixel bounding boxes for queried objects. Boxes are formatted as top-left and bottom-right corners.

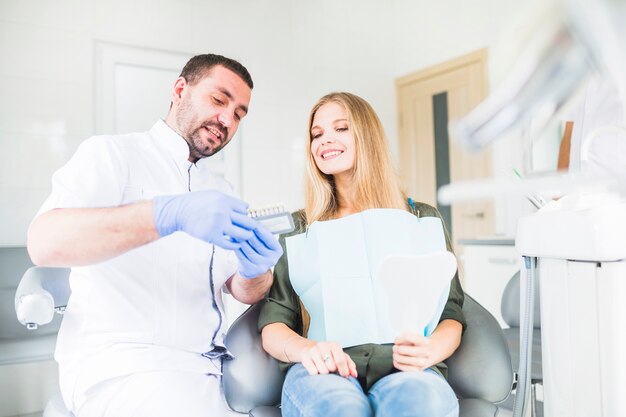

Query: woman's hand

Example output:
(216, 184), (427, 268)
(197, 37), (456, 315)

(393, 320), (463, 372)
(300, 341), (358, 378)
(392, 332), (436, 372)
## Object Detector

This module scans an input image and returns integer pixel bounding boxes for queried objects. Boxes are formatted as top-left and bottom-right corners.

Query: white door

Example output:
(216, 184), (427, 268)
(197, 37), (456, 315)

(95, 42), (241, 190)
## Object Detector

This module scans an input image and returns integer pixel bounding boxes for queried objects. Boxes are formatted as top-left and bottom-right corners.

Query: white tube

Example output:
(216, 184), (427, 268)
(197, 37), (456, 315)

(512, 256), (537, 417)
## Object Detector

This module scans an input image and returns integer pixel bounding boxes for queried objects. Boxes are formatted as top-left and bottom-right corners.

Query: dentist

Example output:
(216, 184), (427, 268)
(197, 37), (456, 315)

(27, 54), (282, 417)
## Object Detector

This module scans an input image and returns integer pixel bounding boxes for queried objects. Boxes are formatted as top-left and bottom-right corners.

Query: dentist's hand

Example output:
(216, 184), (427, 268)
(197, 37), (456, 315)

(152, 190), (256, 250)
(235, 223), (283, 278)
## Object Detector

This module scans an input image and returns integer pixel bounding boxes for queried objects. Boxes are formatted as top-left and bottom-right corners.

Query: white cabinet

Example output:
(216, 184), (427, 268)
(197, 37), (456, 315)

(458, 240), (523, 327)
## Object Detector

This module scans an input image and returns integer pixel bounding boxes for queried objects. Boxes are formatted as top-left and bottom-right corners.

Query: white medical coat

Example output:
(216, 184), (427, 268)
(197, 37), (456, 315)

(37, 120), (239, 411)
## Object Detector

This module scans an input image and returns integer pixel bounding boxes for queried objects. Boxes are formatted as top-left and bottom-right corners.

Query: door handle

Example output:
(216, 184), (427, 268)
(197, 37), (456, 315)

(462, 211), (485, 219)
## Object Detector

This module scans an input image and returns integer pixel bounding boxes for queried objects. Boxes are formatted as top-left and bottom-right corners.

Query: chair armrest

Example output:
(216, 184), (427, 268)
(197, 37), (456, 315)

(14, 267), (70, 329)
(223, 303), (285, 413)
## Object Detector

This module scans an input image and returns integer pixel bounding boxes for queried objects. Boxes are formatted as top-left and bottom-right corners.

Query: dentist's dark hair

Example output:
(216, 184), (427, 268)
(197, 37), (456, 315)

(180, 53), (253, 89)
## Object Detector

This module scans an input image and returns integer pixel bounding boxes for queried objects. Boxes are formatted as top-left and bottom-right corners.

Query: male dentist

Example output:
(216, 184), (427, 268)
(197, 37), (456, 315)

(27, 53), (282, 417)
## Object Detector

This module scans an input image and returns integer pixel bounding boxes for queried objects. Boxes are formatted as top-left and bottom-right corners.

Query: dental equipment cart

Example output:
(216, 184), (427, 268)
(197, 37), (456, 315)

(515, 191), (626, 417)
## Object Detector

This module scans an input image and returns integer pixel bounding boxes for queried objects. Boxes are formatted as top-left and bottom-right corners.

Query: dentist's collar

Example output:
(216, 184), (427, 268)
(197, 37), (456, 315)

(150, 120), (193, 169)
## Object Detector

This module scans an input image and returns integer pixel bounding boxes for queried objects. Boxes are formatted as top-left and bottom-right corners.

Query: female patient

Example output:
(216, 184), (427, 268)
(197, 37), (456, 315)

(258, 92), (465, 417)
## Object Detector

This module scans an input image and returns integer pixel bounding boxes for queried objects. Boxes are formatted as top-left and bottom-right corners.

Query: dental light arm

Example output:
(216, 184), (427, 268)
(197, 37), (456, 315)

(440, 0), (626, 206)
(450, 0), (597, 152)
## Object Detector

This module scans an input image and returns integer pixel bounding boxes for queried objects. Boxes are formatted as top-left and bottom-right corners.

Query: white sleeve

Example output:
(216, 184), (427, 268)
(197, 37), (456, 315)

(37, 136), (129, 214)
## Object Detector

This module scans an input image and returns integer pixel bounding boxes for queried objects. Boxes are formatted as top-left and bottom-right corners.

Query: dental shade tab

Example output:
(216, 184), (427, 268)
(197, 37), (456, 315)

(248, 204), (295, 235)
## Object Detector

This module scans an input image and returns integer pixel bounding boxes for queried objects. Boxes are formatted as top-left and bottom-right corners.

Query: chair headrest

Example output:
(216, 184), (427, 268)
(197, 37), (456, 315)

(501, 271), (541, 328)
(14, 267), (71, 328)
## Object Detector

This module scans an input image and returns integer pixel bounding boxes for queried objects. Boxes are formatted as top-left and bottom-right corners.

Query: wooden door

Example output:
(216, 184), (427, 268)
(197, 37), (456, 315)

(396, 49), (494, 243)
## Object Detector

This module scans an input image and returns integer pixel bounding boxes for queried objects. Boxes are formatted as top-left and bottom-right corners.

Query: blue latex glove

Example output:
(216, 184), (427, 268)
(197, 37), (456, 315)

(236, 223), (284, 278)
(153, 190), (257, 250)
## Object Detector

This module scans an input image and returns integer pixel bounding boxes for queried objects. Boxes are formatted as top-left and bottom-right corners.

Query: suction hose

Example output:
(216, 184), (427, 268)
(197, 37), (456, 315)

(512, 256), (536, 417)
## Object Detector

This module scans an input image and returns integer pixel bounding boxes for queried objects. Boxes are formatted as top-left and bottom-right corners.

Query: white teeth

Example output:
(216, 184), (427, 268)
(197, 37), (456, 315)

(205, 127), (221, 138)
(322, 150), (342, 159)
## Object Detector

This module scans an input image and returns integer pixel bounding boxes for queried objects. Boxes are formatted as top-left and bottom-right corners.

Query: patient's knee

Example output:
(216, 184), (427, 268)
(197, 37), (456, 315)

(282, 365), (371, 417)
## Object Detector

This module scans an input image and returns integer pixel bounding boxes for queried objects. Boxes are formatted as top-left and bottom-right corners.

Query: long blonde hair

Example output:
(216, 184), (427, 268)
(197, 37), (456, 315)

(304, 92), (407, 223)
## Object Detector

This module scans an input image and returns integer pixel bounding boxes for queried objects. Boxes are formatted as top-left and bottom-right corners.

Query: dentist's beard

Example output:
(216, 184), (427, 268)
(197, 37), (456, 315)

(187, 123), (230, 160)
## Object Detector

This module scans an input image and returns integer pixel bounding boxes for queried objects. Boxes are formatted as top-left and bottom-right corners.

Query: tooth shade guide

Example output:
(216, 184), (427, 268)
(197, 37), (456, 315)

(248, 203), (295, 235)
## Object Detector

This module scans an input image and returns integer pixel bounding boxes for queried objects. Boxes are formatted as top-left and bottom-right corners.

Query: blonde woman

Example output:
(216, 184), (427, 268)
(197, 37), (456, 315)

(259, 92), (464, 417)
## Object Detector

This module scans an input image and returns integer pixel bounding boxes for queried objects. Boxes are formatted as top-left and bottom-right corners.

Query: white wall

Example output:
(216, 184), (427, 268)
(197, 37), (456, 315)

(0, 0), (537, 247)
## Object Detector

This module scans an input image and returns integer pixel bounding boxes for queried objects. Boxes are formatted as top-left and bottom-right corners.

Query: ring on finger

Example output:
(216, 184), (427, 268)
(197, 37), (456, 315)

(322, 355), (331, 363)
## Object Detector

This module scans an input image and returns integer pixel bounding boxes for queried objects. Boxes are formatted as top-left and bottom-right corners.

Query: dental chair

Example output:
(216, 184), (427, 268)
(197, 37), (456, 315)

(0, 247), (52, 366)
(223, 294), (514, 417)
(15, 266), (514, 417)
(14, 266), (72, 417)
(2, 249), (62, 417)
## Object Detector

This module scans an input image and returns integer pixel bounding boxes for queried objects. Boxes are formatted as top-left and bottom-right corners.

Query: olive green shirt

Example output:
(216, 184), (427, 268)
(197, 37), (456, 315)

(258, 202), (466, 391)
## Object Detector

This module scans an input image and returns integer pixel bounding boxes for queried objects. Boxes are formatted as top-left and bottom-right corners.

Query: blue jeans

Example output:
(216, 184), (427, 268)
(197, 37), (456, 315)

(281, 364), (459, 417)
